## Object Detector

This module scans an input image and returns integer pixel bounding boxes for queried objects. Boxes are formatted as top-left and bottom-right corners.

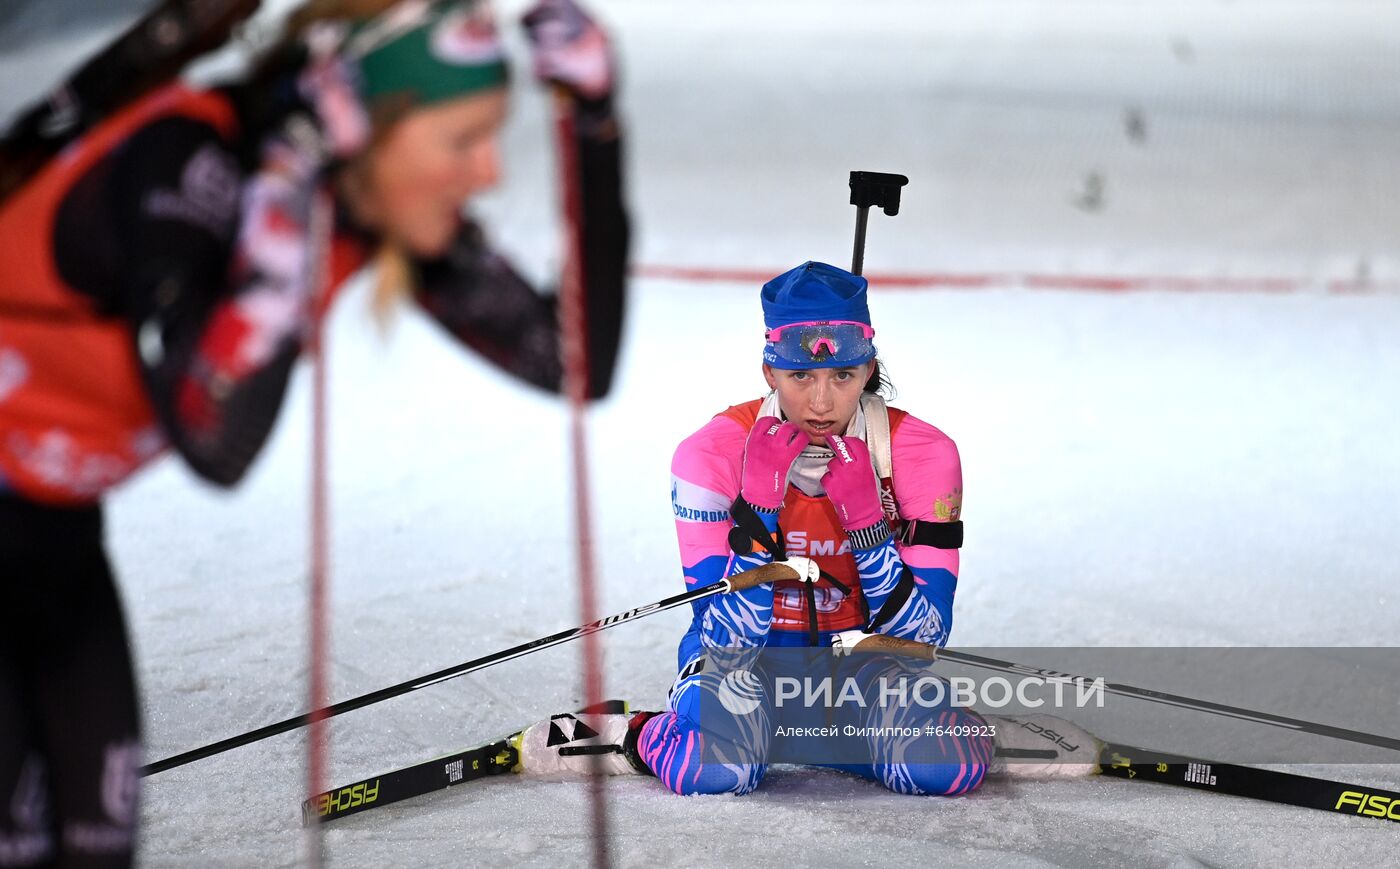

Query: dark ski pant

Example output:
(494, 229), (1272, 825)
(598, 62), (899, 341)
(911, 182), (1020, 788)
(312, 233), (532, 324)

(0, 494), (139, 869)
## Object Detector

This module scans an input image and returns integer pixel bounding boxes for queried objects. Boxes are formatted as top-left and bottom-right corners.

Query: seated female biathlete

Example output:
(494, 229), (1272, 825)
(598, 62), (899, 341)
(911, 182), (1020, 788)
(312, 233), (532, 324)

(511, 262), (1100, 795)
(634, 261), (990, 796)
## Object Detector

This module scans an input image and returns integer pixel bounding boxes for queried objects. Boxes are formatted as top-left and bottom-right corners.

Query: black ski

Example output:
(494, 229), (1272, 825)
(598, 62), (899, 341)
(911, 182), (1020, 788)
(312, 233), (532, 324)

(302, 736), (517, 826)
(302, 700), (629, 826)
(1099, 743), (1400, 824)
(305, 728), (1399, 825)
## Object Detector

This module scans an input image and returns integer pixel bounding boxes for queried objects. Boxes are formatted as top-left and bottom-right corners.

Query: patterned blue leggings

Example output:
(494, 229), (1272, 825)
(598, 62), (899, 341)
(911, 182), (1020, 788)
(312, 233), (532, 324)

(637, 637), (993, 796)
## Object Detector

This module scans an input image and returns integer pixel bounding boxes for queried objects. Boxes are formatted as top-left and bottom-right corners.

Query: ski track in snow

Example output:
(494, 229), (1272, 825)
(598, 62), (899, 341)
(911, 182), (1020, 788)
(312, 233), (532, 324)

(6, 1), (1398, 866)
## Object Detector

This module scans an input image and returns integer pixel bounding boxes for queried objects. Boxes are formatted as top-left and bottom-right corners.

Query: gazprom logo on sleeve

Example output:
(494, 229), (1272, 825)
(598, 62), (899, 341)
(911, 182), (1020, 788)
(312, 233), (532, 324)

(671, 477), (731, 523)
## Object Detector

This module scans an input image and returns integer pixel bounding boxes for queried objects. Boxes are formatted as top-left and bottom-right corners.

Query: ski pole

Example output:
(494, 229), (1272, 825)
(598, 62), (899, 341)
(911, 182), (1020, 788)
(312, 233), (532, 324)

(302, 189), (336, 869)
(847, 170), (909, 276)
(140, 560), (805, 777)
(550, 74), (611, 868)
(834, 634), (1400, 754)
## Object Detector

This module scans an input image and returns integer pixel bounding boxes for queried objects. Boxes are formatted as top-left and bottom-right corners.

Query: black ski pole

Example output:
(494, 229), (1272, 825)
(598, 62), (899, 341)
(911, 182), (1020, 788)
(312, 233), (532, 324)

(836, 634), (1400, 754)
(847, 170), (909, 276)
(940, 647), (1400, 754)
(140, 561), (800, 777)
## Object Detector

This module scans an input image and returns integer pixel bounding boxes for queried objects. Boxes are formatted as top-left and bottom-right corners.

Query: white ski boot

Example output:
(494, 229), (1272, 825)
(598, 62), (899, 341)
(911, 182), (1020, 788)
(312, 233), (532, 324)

(515, 708), (658, 778)
(986, 714), (1103, 779)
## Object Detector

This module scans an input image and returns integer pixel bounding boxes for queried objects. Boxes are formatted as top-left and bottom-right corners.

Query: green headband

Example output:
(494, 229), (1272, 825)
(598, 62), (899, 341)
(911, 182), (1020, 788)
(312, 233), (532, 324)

(347, 0), (508, 109)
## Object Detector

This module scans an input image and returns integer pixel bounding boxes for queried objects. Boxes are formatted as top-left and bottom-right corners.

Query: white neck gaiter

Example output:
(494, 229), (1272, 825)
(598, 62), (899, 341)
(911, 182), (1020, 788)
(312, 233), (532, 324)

(758, 392), (867, 497)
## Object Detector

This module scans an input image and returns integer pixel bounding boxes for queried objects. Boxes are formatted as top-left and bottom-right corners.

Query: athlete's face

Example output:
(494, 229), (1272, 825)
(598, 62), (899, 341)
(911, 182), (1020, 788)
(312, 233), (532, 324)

(354, 88), (508, 257)
(763, 362), (874, 445)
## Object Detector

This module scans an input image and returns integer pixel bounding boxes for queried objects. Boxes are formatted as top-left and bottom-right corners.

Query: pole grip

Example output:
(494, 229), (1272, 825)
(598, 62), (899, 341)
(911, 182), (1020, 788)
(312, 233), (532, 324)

(726, 561), (801, 592)
(847, 170), (908, 277)
(845, 633), (938, 661)
(848, 171), (909, 215)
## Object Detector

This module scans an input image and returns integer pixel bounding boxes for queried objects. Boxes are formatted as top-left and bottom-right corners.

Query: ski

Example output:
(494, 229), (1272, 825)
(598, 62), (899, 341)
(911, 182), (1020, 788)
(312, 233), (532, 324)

(302, 700), (629, 826)
(301, 737), (516, 826)
(304, 724), (1400, 825)
(1099, 743), (1400, 824)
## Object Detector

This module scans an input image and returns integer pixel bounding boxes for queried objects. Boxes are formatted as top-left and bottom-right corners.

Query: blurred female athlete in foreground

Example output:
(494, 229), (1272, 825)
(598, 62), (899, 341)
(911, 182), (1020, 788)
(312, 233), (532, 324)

(0, 1), (626, 864)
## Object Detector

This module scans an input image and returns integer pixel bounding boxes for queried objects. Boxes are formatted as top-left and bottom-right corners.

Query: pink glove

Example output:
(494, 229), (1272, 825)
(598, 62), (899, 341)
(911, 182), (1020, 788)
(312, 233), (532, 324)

(522, 0), (614, 100)
(821, 435), (885, 532)
(740, 417), (807, 510)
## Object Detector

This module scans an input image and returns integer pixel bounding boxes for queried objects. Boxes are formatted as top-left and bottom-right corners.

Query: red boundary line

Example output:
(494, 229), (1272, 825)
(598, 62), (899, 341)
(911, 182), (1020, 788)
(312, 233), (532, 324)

(634, 264), (1395, 296)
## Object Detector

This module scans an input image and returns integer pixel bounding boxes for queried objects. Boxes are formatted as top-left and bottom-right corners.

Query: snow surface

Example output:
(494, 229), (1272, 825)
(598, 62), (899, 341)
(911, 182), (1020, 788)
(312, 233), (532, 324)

(5, 1), (1400, 866)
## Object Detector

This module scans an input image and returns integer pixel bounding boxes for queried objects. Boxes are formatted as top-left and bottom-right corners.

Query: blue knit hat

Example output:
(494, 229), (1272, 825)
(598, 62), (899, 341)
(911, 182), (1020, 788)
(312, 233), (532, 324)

(761, 261), (877, 369)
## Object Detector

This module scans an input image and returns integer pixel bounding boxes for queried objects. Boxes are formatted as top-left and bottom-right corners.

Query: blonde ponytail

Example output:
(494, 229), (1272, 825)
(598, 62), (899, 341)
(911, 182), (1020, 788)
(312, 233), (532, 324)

(370, 242), (416, 330)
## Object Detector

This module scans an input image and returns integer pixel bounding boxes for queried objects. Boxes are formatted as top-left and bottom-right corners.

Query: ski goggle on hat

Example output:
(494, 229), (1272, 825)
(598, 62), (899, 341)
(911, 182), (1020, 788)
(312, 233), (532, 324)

(763, 321), (876, 368)
(760, 261), (878, 370)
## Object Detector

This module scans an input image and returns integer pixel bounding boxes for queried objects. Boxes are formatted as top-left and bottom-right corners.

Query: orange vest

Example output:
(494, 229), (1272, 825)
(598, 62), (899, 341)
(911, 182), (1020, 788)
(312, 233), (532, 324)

(0, 84), (362, 505)
(0, 86), (239, 505)
(721, 399), (909, 633)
